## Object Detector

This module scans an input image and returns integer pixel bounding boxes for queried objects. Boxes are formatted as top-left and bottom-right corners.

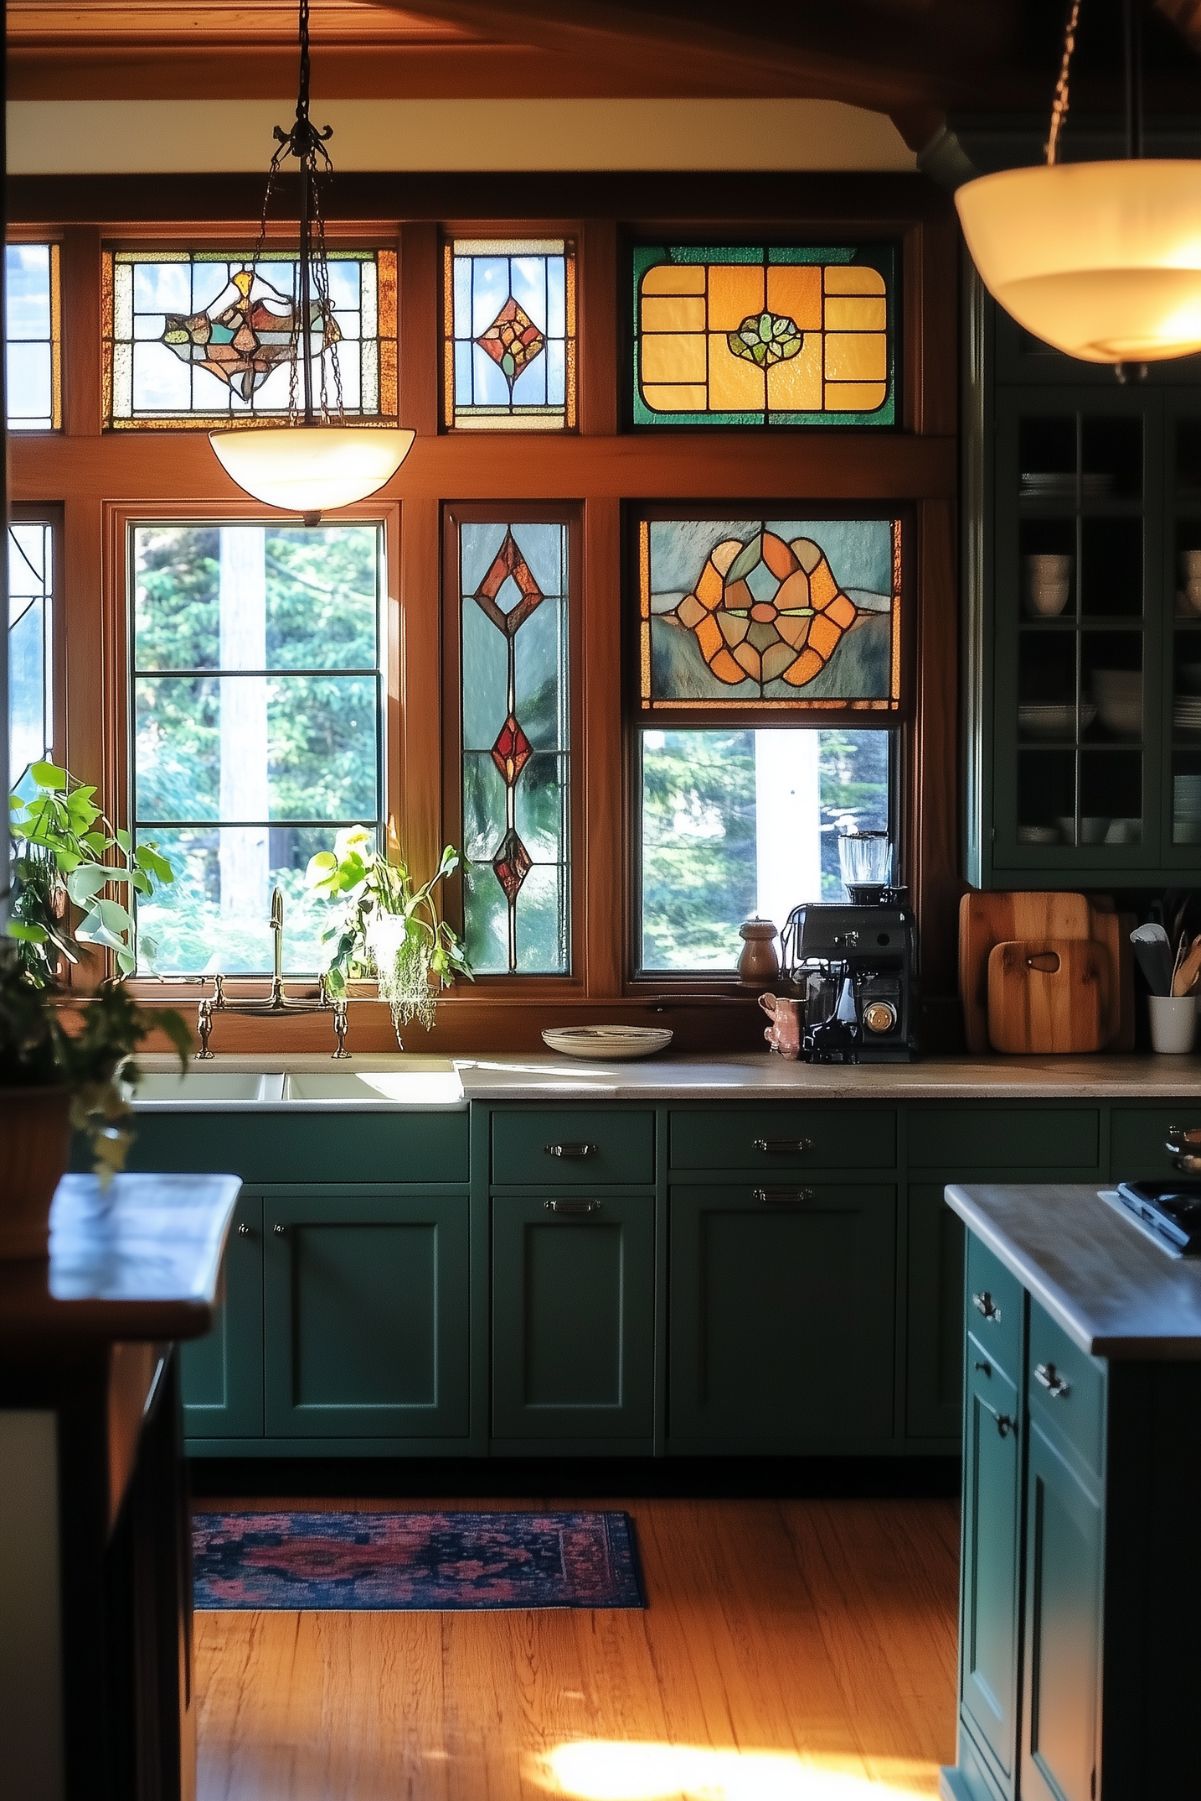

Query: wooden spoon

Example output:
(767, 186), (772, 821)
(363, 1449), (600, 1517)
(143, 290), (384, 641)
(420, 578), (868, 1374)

(1172, 933), (1201, 997)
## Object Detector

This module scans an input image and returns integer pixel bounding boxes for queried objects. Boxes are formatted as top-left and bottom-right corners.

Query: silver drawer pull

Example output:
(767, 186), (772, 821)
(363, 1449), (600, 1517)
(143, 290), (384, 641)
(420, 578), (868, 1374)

(753, 1186), (816, 1206)
(237, 1222), (252, 1238)
(543, 1198), (603, 1216)
(978, 1396), (1017, 1438)
(273, 1223), (287, 1236)
(545, 1142), (596, 1159)
(752, 1137), (815, 1154)
(1034, 1361), (1071, 1399)
(972, 1289), (1002, 1323)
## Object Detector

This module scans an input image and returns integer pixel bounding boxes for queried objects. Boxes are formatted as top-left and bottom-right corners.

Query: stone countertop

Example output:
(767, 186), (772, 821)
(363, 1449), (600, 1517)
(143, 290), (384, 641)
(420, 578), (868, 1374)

(0, 1173), (241, 1347)
(132, 1047), (1201, 1103)
(946, 1181), (1201, 1360)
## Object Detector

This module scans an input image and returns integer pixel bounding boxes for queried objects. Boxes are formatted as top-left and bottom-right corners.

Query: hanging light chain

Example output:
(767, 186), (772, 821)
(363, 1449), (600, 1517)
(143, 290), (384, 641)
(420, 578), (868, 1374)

(1046, 0), (1082, 167)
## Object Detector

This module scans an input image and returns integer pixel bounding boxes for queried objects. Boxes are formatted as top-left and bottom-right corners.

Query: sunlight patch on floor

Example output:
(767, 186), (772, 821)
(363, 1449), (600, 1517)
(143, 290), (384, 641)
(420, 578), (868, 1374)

(531, 1741), (939, 1801)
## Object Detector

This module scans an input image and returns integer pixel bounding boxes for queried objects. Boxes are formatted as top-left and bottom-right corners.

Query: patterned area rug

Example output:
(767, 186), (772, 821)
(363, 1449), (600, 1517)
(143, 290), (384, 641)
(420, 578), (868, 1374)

(192, 1508), (644, 1611)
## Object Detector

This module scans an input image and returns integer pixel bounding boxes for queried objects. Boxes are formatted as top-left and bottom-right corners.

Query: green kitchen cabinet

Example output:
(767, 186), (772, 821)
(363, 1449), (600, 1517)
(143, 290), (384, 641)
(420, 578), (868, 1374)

(491, 1191), (655, 1441)
(959, 1343), (1022, 1794)
(906, 1184), (965, 1440)
(668, 1184), (896, 1450)
(1020, 1417), (1104, 1801)
(491, 1108), (655, 1187)
(180, 1190), (264, 1438)
(263, 1188), (470, 1439)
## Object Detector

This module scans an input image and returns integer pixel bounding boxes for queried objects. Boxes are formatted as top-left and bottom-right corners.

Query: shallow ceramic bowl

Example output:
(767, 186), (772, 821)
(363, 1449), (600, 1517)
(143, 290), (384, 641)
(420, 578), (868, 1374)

(542, 1026), (674, 1060)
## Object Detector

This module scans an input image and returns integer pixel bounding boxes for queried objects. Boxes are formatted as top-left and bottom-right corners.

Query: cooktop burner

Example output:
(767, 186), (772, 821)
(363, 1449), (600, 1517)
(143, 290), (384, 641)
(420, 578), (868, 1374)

(1115, 1180), (1201, 1255)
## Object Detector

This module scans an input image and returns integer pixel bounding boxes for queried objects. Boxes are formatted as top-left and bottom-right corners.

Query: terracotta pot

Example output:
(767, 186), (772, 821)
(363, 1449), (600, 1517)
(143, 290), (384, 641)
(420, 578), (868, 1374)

(0, 1086), (72, 1260)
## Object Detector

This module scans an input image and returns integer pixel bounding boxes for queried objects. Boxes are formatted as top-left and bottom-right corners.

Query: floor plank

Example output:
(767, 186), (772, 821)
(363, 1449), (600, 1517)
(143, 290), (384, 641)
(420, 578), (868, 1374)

(195, 1494), (959, 1801)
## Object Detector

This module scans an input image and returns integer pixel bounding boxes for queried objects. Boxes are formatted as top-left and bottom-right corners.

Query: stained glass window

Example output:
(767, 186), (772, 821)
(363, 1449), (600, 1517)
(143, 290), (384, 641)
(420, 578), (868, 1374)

(6, 243), (61, 431)
(458, 519), (570, 973)
(444, 239), (576, 430)
(632, 245), (895, 427)
(8, 521), (55, 780)
(638, 514), (903, 713)
(130, 521), (384, 973)
(104, 249), (397, 428)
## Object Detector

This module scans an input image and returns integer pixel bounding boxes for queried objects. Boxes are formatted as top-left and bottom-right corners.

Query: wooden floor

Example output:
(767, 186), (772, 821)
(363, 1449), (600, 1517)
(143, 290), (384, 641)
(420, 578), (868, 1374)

(195, 1494), (960, 1801)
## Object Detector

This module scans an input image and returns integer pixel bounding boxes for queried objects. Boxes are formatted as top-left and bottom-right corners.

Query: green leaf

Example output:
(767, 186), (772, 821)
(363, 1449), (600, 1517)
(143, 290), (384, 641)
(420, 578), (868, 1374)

(66, 865), (111, 904)
(93, 897), (133, 935)
(116, 947), (136, 976)
(6, 919), (49, 944)
(114, 828), (133, 854)
(30, 759), (67, 791)
(134, 843), (174, 884)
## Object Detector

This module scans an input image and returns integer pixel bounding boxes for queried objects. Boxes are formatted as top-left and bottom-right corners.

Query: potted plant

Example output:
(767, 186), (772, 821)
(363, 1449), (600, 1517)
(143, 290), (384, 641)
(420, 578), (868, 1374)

(306, 826), (472, 1044)
(0, 949), (191, 1258)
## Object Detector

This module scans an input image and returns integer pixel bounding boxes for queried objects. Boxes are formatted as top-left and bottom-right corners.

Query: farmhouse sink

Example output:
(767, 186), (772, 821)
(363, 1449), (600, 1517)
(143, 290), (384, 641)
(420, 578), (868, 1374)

(282, 1062), (463, 1105)
(134, 1070), (285, 1104)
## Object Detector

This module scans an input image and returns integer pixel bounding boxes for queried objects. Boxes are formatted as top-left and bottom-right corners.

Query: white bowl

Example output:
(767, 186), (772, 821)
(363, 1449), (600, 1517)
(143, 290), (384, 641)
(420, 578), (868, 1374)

(1017, 824), (1062, 844)
(1024, 553), (1073, 577)
(1095, 700), (1141, 735)
(1181, 551), (1201, 577)
(542, 1026), (674, 1061)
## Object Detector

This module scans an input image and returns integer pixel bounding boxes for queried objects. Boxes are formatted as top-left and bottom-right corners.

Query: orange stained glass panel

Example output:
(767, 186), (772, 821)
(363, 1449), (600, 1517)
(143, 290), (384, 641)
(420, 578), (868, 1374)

(640, 294), (707, 334)
(824, 330), (889, 384)
(642, 382), (709, 411)
(706, 332), (767, 411)
(641, 262), (707, 296)
(825, 295), (887, 332)
(765, 264), (822, 330)
(827, 380), (889, 409)
(641, 331), (708, 385)
(824, 264), (886, 295)
(765, 335), (823, 411)
(706, 264), (767, 331)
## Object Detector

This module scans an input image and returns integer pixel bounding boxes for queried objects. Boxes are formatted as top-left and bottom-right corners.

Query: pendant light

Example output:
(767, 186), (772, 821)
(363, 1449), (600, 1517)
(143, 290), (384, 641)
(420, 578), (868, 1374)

(210, 0), (414, 523)
(955, 0), (1201, 371)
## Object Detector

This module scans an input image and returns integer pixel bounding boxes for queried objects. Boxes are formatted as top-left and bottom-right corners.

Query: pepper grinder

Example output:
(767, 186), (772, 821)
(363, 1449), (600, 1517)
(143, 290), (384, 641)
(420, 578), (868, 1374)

(737, 916), (779, 984)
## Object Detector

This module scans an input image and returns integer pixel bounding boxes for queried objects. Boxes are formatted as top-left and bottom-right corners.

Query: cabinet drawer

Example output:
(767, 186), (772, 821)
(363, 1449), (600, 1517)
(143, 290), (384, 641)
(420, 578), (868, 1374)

(964, 1232), (1024, 1379)
(1109, 1106), (1201, 1179)
(492, 1109), (654, 1186)
(1027, 1300), (1106, 1482)
(669, 1106), (896, 1172)
(909, 1107), (1099, 1171)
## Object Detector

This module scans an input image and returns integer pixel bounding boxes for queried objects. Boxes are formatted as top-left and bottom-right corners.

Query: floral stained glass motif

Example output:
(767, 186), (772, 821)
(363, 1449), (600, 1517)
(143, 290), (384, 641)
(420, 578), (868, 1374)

(104, 248), (397, 427)
(445, 239), (576, 430)
(459, 521), (570, 974)
(632, 245), (895, 426)
(6, 243), (61, 431)
(639, 516), (902, 713)
(8, 521), (55, 779)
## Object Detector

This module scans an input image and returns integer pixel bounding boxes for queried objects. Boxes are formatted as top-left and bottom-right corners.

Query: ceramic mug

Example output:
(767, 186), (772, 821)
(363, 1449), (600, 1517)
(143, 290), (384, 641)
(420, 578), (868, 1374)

(758, 991), (803, 1060)
(1149, 994), (1197, 1055)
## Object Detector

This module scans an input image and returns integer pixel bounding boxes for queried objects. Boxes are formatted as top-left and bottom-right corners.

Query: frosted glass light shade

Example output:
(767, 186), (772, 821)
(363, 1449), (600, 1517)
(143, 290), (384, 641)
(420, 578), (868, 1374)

(210, 423), (415, 521)
(956, 159), (1201, 363)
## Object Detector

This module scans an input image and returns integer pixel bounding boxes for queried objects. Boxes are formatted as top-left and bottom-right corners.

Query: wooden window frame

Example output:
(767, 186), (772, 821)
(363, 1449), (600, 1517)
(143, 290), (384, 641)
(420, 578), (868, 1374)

(7, 173), (958, 1052)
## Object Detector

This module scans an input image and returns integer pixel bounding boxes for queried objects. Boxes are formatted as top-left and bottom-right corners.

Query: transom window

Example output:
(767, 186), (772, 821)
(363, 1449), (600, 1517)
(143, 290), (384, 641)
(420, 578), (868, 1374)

(7, 518), (55, 778)
(129, 520), (385, 973)
(5, 241), (61, 431)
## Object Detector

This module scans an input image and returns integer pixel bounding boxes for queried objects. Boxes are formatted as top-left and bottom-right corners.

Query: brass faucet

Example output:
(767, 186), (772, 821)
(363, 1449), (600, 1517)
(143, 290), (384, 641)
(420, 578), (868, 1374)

(196, 885), (350, 1059)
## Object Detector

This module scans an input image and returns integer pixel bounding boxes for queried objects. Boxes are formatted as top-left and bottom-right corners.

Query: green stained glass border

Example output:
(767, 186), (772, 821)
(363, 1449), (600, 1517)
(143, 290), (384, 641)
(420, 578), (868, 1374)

(630, 242), (898, 429)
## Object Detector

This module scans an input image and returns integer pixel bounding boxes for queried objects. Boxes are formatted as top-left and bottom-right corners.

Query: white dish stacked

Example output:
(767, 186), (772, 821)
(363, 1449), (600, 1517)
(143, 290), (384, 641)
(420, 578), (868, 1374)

(542, 1025), (674, 1060)
(1017, 702), (1096, 740)
(1092, 668), (1141, 737)
(1022, 552), (1073, 618)
(1173, 695), (1201, 736)
(1174, 774), (1201, 844)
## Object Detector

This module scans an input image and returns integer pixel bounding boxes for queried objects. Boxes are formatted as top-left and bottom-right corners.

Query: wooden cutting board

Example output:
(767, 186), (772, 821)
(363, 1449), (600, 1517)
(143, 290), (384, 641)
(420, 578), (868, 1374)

(960, 891), (1134, 1053)
(986, 939), (1108, 1054)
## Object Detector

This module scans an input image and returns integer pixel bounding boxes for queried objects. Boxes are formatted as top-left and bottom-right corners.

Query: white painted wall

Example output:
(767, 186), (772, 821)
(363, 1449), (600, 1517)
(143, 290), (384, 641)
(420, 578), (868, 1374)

(7, 96), (915, 175)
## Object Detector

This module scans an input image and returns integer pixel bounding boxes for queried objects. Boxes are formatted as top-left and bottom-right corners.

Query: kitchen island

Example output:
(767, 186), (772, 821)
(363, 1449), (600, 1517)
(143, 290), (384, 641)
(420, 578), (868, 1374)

(942, 1181), (1201, 1801)
(0, 1173), (241, 1801)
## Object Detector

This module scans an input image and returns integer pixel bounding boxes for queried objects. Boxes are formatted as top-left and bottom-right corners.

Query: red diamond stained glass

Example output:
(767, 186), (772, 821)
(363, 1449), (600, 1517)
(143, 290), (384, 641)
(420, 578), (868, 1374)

(492, 829), (533, 902)
(475, 297), (545, 391)
(491, 715), (532, 785)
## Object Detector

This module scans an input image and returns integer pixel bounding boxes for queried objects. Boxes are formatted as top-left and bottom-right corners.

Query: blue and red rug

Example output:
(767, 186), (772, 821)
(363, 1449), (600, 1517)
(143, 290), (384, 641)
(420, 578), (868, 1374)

(192, 1509), (644, 1611)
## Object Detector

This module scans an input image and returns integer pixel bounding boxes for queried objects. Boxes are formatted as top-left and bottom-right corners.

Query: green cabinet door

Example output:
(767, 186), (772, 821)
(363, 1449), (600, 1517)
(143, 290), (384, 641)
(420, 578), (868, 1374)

(668, 1185), (896, 1449)
(263, 1188), (470, 1439)
(960, 1346), (1022, 1791)
(180, 1191), (264, 1438)
(1021, 1419), (1104, 1801)
(491, 1192), (655, 1440)
(906, 1184), (965, 1440)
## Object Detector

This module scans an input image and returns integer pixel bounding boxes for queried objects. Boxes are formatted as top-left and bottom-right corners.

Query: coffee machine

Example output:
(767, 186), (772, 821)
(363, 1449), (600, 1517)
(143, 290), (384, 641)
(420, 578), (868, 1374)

(778, 833), (917, 1062)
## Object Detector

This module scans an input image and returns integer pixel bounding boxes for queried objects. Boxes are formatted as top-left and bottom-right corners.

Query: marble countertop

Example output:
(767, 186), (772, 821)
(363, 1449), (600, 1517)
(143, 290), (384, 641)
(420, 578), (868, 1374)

(132, 1047), (1201, 1104)
(947, 1181), (1201, 1359)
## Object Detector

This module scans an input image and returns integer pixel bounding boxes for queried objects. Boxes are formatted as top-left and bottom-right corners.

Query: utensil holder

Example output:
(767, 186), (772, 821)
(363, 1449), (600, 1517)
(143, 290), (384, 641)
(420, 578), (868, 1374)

(1149, 995), (1197, 1054)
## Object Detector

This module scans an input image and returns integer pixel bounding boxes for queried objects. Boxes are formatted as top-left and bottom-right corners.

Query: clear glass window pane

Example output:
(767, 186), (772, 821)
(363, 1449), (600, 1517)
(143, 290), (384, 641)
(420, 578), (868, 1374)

(458, 519), (570, 974)
(7, 521), (54, 778)
(130, 521), (384, 973)
(639, 726), (892, 973)
(5, 243), (61, 430)
(444, 239), (576, 431)
(105, 248), (396, 427)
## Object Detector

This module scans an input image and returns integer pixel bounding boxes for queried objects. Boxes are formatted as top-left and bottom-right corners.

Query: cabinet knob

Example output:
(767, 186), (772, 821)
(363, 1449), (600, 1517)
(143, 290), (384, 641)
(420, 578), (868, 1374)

(979, 1395), (1017, 1439)
(752, 1137), (815, 1154)
(543, 1198), (603, 1216)
(544, 1142), (596, 1159)
(273, 1223), (287, 1236)
(1034, 1360), (1070, 1398)
(237, 1222), (252, 1237)
(972, 1289), (1002, 1323)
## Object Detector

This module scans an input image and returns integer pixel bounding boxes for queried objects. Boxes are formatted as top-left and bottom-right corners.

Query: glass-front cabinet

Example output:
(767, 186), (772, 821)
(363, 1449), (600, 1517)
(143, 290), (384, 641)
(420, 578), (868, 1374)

(966, 295), (1201, 886)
